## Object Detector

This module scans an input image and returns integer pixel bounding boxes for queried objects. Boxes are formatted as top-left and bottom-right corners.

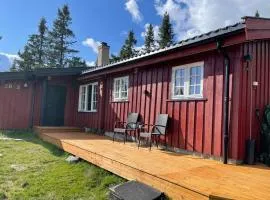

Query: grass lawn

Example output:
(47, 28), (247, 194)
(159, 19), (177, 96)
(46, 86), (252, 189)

(0, 131), (124, 200)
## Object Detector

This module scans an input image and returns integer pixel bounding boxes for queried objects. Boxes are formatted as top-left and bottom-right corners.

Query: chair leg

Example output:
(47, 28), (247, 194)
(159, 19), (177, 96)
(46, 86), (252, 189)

(138, 137), (141, 149)
(113, 132), (115, 142)
(165, 133), (167, 149)
(149, 135), (152, 151)
(124, 132), (126, 144)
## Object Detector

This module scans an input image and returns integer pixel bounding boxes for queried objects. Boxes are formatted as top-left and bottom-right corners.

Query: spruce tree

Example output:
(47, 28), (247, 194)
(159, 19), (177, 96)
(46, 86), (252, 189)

(14, 47), (35, 71)
(48, 4), (78, 68)
(255, 10), (260, 18)
(67, 56), (87, 68)
(12, 17), (48, 71)
(158, 12), (174, 48)
(37, 18), (48, 67)
(144, 24), (155, 53)
(9, 61), (17, 72)
(110, 54), (120, 63)
(119, 30), (137, 59)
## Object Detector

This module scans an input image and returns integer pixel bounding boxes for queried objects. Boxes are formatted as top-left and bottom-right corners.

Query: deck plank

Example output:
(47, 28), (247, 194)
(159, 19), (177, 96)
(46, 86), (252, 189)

(39, 131), (270, 200)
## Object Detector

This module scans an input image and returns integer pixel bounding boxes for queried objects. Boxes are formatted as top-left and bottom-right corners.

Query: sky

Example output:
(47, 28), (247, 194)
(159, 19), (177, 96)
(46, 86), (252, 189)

(1, 0), (270, 71)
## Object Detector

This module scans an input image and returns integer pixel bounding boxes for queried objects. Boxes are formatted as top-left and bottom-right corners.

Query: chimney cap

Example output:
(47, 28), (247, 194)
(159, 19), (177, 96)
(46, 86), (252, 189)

(100, 42), (109, 47)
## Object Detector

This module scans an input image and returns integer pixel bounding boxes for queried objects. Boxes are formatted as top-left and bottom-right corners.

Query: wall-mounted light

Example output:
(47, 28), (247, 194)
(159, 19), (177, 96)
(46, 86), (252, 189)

(144, 90), (151, 97)
(252, 81), (259, 89)
(24, 82), (28, 88)
(244, 54), (253, 62)
(243, 54), (253, 71)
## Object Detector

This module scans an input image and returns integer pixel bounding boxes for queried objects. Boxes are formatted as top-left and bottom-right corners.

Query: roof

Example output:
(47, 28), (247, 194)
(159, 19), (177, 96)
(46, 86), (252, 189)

(0, 67), (89, 80)
(82, 20), (246, 75)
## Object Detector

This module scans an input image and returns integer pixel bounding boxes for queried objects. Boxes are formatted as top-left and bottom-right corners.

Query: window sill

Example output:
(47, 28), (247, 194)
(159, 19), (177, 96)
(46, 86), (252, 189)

(111, 100), (129, 103)
(78, 110), (98, 113)
(167, 97), (207, 102)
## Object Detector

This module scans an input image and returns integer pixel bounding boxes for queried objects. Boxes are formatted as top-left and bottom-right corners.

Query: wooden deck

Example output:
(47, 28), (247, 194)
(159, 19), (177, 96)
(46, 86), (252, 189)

(37, 129), (270, 200)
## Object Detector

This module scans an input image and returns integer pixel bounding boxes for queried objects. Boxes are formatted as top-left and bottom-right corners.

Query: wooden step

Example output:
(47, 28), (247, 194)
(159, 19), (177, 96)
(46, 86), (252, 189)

(34, 126), (82, 135)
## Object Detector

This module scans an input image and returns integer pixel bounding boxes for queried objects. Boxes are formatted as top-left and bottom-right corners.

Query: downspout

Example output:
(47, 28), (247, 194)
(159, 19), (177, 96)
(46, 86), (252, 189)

(217, 40), (230, 164)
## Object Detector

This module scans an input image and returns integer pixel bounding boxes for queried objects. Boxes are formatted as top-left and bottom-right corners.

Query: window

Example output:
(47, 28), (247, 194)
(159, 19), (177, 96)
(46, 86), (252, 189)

(113, 76), (129, 101)
(172, 62), (204, 99)
(78, 82), (98, 112)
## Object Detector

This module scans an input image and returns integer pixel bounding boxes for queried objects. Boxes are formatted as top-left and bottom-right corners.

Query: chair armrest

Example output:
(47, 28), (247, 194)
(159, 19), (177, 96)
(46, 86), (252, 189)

(151, 125), (167, 134)
(138, 123), (154, 132)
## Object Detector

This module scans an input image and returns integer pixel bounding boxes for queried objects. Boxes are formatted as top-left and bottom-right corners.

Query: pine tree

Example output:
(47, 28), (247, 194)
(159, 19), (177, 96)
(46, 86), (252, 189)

(255, 10), (260, 18)
(158, 12), (174, 49)
(48, 4), (78, 68)
(119, 30), (137, 59)
(67, 56), (87, 68)
(144, 24), (155, 53)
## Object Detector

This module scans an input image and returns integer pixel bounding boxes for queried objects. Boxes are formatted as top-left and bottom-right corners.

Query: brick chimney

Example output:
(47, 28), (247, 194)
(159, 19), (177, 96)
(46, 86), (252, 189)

(97, 42), (110, 66)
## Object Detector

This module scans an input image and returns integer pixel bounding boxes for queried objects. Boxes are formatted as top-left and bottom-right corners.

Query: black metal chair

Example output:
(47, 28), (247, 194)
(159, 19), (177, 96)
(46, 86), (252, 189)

(138, 114), (169, 150)
(113, 113), (139, 143)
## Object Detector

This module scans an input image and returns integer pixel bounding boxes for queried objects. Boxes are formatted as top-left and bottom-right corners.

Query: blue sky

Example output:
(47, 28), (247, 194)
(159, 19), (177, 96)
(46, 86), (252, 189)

(1, 0), (270, 71)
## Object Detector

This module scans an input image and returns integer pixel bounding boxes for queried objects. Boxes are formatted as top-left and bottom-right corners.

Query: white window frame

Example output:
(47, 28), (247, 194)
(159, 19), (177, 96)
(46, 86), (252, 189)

(171, 61), (204, 99)
(113, 76), (129, 101)
(78, 82), (98, 112)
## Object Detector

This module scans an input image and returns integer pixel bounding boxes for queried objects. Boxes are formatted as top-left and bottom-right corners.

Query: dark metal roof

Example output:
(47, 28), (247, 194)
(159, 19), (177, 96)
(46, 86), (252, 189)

(0, 67), (89, 80)
(82, 21), (246, 75)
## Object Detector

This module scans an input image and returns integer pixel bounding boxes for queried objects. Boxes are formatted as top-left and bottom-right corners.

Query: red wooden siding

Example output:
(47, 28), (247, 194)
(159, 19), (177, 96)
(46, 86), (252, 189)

(79, 46), (242, 160)
(0, 81), (32, 129)
(237, 41), (270, 160)
(0, 76), (80, 129)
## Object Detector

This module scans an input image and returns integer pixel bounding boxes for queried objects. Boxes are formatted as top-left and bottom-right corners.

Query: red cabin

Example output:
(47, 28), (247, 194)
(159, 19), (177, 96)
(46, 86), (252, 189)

(1, 16), (270, 163)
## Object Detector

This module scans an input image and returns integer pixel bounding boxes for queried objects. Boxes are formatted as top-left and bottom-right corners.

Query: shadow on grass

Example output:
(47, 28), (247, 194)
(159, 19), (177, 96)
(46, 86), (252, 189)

(0, 130), (66, 157)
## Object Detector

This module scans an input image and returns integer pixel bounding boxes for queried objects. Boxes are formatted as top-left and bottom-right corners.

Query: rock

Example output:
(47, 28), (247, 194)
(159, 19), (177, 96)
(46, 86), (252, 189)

(65, 155), (80, 163)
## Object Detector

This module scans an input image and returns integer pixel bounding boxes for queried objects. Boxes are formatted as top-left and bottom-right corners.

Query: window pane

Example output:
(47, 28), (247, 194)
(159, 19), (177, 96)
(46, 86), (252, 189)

(174, 87), (184, 96)
(196, 67), (201, 75)
(87, 85), (92, 111)
(175, 69), (184, 79)
(115, 92), (119, 98)
(92, 84), (98, 110)
(93, 101), (97, 110)
(81, 86), (86, 110)
(121, 91), (127, 98)
(195, 85), (201, 94)
(190, 76), (196, 85)
(114, 80), (120, 99)
(191, 67), (196, 75)
(196, 77), (201, 84)
(189, 66), (202, 96)
(189, 85), (195, 95)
